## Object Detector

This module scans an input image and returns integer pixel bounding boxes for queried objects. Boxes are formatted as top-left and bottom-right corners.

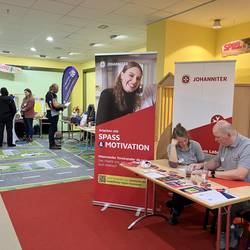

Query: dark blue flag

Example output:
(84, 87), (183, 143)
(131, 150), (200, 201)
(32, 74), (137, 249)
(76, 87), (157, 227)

(61, 66), (79, 103)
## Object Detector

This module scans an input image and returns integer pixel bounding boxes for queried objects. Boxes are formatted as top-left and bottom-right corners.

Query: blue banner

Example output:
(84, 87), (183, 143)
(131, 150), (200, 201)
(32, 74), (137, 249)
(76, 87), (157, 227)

(61, 66), (79, 103)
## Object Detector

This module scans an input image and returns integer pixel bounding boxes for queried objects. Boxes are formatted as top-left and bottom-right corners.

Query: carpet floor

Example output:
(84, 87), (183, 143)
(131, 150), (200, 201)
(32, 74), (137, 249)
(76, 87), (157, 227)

(2, 180), (215, 250)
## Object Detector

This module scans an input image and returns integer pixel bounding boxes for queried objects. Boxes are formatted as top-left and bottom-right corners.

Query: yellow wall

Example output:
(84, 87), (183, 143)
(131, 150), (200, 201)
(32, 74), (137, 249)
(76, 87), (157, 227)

(85, 71), (96, 108)
(215, 21), (250, 84)
(165, 20), (216, 74)
(147, 20), (216, 81)
(80, 60), (95, 70)
(147, 20), (167, 82)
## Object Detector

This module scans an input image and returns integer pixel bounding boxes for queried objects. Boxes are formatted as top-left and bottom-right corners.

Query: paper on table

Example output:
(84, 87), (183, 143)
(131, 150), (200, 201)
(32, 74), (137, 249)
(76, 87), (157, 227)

(178, 166), (186, 173)
(144, 172), (165, 179)
(193, 190), (237, 204)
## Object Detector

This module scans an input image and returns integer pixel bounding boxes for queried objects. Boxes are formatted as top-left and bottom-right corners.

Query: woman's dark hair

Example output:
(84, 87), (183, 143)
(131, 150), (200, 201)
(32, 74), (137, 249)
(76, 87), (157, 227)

(49, 83), (58, 92)
(172, 123), (190, 140)
(0, 87), (9, 96)
(24, 88), (32, 94)
(113, 61), (143, 111)
(24, 88), (33, 99)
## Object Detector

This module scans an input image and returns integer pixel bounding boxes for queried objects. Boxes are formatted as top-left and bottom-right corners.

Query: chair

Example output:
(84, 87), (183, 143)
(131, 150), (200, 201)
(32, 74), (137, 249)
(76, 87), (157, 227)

(234, 210), (250, 250)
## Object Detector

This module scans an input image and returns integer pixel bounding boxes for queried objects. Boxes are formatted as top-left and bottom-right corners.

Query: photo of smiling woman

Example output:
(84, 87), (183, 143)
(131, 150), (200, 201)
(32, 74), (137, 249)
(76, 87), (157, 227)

(96, 61), (143, 125)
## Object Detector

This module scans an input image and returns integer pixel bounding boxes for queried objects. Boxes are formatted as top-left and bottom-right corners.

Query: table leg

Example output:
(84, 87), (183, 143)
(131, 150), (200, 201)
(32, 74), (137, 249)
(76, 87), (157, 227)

(225, 205), (231, 250)
(128, 180), (168, 230)
(39, 119), (42, 138)
(216, 207), (222, 250)
(90, 132), (93, 149)
(216, 205), (231, 250)
(68, 122), (70, 139)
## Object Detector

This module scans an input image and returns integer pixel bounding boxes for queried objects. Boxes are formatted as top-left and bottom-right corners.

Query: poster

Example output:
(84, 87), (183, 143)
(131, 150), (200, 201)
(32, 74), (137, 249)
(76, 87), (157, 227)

(173, 60), (235, 153)
(94, 52), (157, 209)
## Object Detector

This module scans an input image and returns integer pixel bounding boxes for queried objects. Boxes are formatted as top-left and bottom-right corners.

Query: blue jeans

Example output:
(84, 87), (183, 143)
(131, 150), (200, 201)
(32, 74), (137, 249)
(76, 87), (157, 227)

(23, 118), (33, 138)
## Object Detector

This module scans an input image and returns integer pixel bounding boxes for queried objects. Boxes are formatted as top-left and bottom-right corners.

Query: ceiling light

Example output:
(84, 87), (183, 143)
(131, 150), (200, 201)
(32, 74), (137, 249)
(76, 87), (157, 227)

(110, 35), (118, 39)
(68, 52), (80, 56)
(110, 34), (127, 40)
(89, 43), (103, 47)
(97, 24), (109, 29)
(46, 36), (54, 42)
(2, 50), (10, 54)
(30, 47), (36, 52)
(57, 56), (68, 60)
(213, 19), (222, 29)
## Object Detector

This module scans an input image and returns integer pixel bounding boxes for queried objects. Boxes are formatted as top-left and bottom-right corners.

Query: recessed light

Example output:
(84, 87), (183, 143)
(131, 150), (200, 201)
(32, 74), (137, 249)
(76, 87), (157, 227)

(57, 56), (68, 59)
(110, 34), (127, 40)
(89, 43), (103, 47)
(212, 19), (222, 29)
(46, 36), (54, 42)
(30, 47), (36, 52)
(97, 24), (109, 29)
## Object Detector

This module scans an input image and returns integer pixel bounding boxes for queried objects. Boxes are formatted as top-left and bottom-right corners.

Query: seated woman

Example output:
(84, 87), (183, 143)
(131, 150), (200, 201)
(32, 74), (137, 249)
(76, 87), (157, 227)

(70, 106), (81, 125)
(167, 123), (204, 225)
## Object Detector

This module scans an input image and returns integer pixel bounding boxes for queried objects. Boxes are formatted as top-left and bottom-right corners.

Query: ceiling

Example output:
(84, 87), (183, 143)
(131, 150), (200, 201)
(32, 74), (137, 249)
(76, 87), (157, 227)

(0, 0), (249, 63)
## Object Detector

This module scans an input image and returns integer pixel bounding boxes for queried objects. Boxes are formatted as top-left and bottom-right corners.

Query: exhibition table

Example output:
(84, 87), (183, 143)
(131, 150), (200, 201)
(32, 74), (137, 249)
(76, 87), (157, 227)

(121, 159), (250, 250)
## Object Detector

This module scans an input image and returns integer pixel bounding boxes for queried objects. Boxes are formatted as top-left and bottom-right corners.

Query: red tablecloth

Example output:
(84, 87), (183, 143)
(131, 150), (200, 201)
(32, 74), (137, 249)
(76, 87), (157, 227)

(208, 178), (250, 188)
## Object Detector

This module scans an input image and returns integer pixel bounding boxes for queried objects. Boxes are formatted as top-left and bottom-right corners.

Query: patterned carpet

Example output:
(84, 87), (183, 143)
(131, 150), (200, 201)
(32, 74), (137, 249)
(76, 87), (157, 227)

(0, 137), (94, 191)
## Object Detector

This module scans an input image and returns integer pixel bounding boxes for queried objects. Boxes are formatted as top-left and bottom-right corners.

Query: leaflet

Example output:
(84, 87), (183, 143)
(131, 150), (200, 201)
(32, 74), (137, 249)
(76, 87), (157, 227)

(144, 172), (165, 179)
(192, 190), (238, 204)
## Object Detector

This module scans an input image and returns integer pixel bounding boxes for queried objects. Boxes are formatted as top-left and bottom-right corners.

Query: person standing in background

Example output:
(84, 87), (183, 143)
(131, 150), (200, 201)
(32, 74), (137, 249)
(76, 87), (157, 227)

(0, 87), (17, 147)
(21, 88), (35, 142)
(45, 83), (66, 149)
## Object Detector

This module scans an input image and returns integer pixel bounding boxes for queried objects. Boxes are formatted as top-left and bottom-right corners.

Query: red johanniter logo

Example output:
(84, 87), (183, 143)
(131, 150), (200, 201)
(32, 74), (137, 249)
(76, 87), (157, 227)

(182, 75), (190, 84)
(210, 115), (224, 123)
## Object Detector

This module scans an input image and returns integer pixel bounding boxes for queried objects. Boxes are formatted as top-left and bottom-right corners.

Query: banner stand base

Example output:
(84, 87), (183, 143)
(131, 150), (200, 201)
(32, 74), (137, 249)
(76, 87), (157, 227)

(93, 200), (152, 213)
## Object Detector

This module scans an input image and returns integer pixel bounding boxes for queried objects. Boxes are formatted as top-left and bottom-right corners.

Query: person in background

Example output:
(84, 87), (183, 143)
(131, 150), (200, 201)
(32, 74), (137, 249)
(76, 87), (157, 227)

(96, 61), (142, 125)
(190, 120), (250, 249)
(80, 104), (96, 141)
(21, 88), (35, 142)
(0, 87), (17, 147)
(166, 123), (204, 225)
(70, 106), (81, 125)
(85, 104), (95, 126)
(45, 83), (66, 149)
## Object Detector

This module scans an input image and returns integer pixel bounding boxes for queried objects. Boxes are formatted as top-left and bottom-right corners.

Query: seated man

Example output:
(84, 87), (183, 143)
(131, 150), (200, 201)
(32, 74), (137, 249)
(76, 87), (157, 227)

(191, 120), (250, 249)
